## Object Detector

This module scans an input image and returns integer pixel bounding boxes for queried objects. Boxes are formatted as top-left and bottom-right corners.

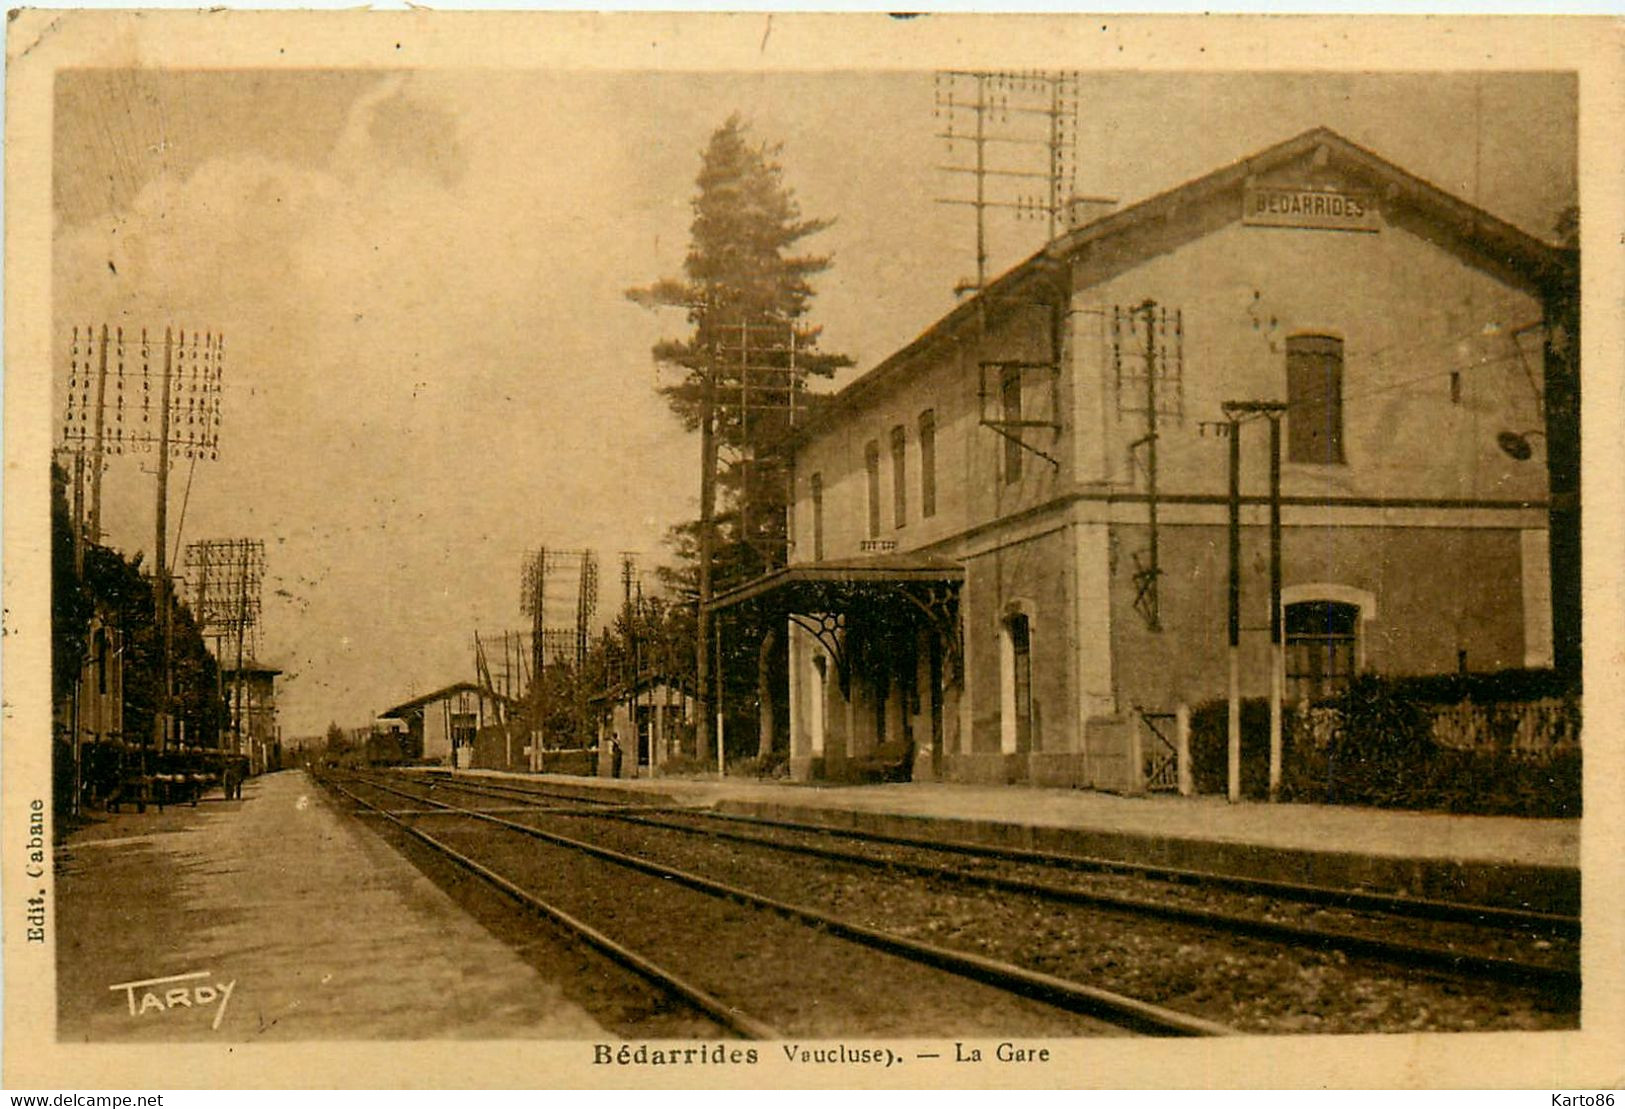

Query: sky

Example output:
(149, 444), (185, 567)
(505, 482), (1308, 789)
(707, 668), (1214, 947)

(52, 69), (1577, 736)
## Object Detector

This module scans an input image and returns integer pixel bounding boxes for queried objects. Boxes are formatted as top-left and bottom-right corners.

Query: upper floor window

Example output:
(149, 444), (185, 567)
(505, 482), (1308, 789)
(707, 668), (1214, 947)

(809, 472), (824, 561)
(919, 409), (937, 518)
(890, 425), (908, 528)
(1001, 366), (1023, 483)
(1286, 334), (1345, 464)
(864, 440), (881, 540)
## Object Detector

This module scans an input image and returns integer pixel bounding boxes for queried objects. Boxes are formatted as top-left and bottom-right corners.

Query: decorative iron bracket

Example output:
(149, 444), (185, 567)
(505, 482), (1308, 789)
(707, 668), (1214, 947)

(897, 582), (964, 687)
(788, 611), (849, 698)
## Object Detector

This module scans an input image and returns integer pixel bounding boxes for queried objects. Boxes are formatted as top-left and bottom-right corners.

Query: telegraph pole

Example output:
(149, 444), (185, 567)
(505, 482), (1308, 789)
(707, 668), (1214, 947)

(1267, 411), (1285, 801)
(65, 323), (224, 768)
(153, 328), (174, 756)
(1140, 300), (1161, 631)
(529, 551), (546, 772)
(1225, 411), (1241, 804)
(1220, 399), (1288, 803)
(695, 325), (718, 767)
(934, 70), (1085, 293)
(89, 324), (110, 543)
(184, 538), (261, 753)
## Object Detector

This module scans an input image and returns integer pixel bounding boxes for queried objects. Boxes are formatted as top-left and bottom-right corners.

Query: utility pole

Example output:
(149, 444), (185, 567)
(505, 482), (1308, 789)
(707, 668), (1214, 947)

(71, 452), (86, 574)
(714, 617), (726, 777)
(934, 70), (1085, 294)
(1267, 411), (1285, 802)
(233, 535), (251, 759)
(695, 323), (718, 768)
(153, 328), (174, 757)
(89, 324), (110, 543)
(184, 538), (261, 753)
(532, 551), (545, 772)
(1220, 399), (1289, 803)
(621, 553), (641, 772)
(1140, 300), (1161, 632)
(1225, 411), (1241, 804)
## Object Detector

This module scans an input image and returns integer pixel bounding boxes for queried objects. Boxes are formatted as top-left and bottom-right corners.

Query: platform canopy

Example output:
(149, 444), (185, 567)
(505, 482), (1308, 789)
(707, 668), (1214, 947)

(709, 555), (965, 695)
(710, 553), (964, 613)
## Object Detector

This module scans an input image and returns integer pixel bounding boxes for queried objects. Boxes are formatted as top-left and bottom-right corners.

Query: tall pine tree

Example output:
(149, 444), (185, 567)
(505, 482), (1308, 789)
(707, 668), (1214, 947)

(629, 115), (849, 764)
(630, 114), (850, 587)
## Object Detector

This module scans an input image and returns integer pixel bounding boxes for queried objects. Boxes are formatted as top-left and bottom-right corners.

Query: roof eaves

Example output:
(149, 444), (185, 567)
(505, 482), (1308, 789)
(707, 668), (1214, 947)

(378, 680), (485, 719)
(791, 126), (1567, 452)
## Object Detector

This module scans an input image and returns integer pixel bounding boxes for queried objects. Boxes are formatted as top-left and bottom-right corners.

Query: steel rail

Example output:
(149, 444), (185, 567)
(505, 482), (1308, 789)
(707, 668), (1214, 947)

(373, 771), (1579, 996)
(349, 773), (1235, 1037)
(324, 776), (782, 1041)
(402, 771), (1580, 938)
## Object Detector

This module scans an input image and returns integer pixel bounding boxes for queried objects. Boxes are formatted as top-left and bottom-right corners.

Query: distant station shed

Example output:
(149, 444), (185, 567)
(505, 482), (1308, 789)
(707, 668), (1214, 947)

(714, 127), (1576, 790)
(380, 682), (485, 766)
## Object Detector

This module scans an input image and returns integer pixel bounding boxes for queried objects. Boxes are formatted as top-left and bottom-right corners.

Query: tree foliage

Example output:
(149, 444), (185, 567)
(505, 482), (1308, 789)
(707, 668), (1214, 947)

(52, 461), (91, 705)
(629, 114), (851, 587)
(52, 458), (228, 747)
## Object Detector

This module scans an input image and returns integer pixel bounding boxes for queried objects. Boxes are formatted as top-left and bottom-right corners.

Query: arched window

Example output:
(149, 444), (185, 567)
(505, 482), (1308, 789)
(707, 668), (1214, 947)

(809, 653), (827, 756)
(999, 611), (1033, 754)
(1286, 600), (1359, 700)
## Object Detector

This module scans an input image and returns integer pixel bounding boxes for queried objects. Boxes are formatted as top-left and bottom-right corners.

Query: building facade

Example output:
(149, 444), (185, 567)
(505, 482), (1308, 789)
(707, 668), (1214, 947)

(222, 660), (282, 774)
(715, 128), (1574, 790)
(597, 676), (695, 778)
(380, 682), (485, 766)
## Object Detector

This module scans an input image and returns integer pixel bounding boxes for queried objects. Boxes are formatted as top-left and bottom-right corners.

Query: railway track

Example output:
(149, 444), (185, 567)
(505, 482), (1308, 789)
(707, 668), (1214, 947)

(324, 772), (1233, 1039)
(411, 770), (1579, 934)
(342, 769), (1576, 1033)
(386, 769), (1579, 996)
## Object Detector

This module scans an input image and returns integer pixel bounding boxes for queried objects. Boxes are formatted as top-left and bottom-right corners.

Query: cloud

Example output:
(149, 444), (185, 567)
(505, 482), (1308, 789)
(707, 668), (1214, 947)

(55, 74), (695, 732)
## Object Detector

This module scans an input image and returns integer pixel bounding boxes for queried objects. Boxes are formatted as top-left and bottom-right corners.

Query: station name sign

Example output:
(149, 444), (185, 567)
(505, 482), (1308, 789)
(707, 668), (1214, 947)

(1243, 186), (1379, 233)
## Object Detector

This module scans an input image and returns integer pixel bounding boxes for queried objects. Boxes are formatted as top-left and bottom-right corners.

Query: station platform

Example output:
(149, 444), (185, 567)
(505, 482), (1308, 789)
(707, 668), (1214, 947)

(429, 767), (1581, 914)
(55, 768), (604, 1041)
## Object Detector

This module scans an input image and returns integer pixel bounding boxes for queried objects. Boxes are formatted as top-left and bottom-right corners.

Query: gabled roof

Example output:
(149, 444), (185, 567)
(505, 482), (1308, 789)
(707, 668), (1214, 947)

(1049, 126), (1569, 287)
(590, 671), (696, 705)
(380, 680), (517, 720)
(801, 126), (1574, 437)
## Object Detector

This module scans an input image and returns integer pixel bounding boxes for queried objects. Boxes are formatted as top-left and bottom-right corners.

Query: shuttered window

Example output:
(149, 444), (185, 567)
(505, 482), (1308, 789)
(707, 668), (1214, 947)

(919, 409), (937, 518)
(1287, 334), (1345, 464)
(809, 472), (824, 561)
(1001, 367), (1023, 482)
(864, 440), (881, 539)
(891, 425), (907, 528)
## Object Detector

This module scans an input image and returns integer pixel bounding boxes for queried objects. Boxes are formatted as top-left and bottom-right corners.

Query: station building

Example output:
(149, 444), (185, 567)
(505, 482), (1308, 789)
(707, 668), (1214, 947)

(713, 127), (1575, 790)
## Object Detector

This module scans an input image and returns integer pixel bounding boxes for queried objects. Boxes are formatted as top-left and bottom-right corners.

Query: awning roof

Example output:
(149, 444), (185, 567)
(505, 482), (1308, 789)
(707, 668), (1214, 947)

(709, 554), (964, 614)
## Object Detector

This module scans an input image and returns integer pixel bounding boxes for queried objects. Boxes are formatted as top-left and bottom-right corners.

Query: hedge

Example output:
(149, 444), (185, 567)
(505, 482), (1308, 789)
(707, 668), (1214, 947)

(1188, 672), (1581, 818)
